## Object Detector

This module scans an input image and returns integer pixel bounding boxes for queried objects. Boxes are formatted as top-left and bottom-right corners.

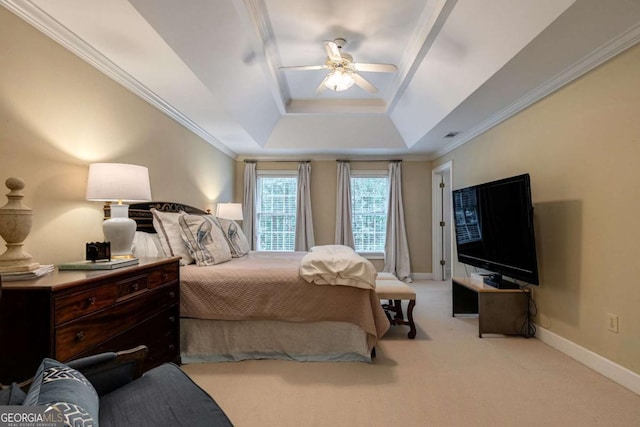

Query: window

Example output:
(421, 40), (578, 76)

(256, 174), (297, 251)
(350, 173), (389, 253)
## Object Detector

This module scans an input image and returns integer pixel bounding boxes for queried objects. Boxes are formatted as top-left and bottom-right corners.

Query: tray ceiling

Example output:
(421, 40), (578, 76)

(3, 0), (640, 159)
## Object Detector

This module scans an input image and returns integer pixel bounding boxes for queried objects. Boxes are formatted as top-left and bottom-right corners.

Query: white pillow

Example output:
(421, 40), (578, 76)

(151, 209), (194, 265)
(131, 231), (166, 258)
(178, 214), (232, 266)
(216, 218), (250, 257)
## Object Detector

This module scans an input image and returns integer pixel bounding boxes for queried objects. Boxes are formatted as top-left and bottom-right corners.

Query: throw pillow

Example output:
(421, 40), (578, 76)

(23, 358), (99, 427)
(0, 382), (26, 405)
(179, 214), (232, 266)
(132, 231), (166, 258)
(216, 218), (250, 257)
(151, 209), (194, 265)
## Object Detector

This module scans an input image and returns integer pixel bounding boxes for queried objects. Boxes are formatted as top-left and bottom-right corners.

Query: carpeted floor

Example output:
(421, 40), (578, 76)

(182, 280), (640, 426)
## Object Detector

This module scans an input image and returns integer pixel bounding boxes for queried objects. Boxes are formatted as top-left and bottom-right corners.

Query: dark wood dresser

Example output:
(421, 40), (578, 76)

(0, 257), (180, 384)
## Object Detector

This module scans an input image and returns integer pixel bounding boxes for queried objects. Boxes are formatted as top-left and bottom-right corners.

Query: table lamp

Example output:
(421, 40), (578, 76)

(86, 163), (152, 259)
(215, 203), (243, 221)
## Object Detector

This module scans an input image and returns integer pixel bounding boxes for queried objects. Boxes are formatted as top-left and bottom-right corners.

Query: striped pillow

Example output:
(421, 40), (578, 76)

(178, 214), (232, 266)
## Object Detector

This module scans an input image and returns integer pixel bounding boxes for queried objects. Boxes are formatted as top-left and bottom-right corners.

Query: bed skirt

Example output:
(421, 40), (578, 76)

(180, 318), (372, 363)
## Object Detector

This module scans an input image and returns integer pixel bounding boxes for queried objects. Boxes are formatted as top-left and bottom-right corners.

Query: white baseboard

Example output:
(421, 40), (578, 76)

(535, 324), (640, 395)
(411, 273), (433, 280)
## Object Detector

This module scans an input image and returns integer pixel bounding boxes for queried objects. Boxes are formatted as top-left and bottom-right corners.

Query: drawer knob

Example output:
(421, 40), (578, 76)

(162, 273), (169, 281)
(169, 344), (175, 350)
(131, 282), (139, 292)
(87, 296), (96, 306)
(75, 331), (86, 342)
(169, 316), (176, 323)
(169, 291), (175, 298)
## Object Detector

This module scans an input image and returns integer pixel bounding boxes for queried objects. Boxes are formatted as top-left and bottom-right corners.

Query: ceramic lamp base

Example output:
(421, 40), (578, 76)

(103, 204), (136, 258)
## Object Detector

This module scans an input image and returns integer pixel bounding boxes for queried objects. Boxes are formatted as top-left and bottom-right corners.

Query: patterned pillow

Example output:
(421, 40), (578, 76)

(151, 209), (194, 265)
(179, 214), (232, 266)
(216, 218), (250, 257)
(24, 358), (99, 427)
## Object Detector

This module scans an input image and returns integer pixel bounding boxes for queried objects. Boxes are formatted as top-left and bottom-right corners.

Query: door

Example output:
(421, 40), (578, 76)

(432, 162), (453, 281)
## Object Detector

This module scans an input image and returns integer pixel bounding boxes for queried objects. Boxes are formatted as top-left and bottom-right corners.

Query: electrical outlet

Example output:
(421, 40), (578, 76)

(607, 313), (619, 333)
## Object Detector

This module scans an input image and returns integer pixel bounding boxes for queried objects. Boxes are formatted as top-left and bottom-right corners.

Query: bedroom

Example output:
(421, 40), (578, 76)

(1, 0), (640, 425)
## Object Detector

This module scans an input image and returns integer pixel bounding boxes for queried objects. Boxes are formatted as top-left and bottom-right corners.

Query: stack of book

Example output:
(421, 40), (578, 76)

(58, 258), (139, 271)
(1, 264), (54, 281)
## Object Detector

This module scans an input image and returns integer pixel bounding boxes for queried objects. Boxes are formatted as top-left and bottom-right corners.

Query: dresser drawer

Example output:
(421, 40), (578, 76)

(116, 273), (148, 301)
(148, 262), (179, 289)
(71, 305), (179, 370)
(55, 283), (179, 361)
(55, 283), (118, 325)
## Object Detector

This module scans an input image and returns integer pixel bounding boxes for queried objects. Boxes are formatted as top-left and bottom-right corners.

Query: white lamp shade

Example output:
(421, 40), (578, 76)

(216, 203), (243, 220)
(86, 163), (152, 202)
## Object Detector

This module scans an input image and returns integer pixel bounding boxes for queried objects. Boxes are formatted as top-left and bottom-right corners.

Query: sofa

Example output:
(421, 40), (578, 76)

(0, 346), (233, 426)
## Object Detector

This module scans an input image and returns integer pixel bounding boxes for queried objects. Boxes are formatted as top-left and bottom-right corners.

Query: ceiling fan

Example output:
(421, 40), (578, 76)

(279, 38), (397, 94)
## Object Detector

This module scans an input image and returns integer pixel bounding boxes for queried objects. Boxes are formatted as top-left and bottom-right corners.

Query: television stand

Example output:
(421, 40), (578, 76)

(482, 274), (519, 289)
(452, 277), (530, 337)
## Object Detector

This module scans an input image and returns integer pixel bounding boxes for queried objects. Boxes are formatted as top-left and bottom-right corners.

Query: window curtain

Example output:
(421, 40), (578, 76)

(242, 162), (257, 250)
(335, 161), (355, 248)
(295, 162), (315, 251)
(384, 161), (412, 282)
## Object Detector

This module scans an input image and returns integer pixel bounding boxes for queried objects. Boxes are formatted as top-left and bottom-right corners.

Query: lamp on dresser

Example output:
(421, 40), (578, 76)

(86, 163), (152, 259)
(215, 203), (243, 221)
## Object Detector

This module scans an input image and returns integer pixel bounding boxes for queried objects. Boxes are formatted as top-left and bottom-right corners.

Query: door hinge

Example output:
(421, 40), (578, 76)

(439, 182), (445, 188)
(440, 260), (446, 266)
(440, 221), (445, 227)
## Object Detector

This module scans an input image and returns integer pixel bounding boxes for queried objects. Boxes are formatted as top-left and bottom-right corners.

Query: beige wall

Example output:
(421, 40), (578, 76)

(0, 9), (235, 265)
(434, 44), (640, 374)
(234, 160), (432, 273)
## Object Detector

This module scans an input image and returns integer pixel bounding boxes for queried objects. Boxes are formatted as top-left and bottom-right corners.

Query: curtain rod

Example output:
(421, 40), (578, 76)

(244, 159), (402, 163)
(244, 160), (310, 163)
(336, 159), (403, 163)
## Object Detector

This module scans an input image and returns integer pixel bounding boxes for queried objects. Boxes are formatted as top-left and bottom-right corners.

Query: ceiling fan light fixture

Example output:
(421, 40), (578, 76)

(324, 69), (355, 92)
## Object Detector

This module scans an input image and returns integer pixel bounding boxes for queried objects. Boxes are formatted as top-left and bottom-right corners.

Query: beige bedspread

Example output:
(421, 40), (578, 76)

(180, 251), (389, 348)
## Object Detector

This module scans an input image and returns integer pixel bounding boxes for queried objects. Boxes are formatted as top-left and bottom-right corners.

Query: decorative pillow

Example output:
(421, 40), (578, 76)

(0, 382), (27, 405)
(179, 214), (232, 266)
(151, 209), (194, 265)
(131, 231), (166, 258)
(216, 218), (250, 257)
(23, 358), (99, 427)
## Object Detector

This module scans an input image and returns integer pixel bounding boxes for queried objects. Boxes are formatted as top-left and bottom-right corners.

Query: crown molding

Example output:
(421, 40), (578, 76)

(430, 21), (640, 161)
(235, 154), (432, 162)
(1, 0), (238, 159)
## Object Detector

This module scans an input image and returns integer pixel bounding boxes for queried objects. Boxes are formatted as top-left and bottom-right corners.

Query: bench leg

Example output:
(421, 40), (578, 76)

(407, 300), (416, 339)
(394, 299), (404, 321)
(381, 298), (417, 339)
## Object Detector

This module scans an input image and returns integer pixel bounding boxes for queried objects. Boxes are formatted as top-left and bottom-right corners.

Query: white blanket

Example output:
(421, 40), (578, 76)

(299, 245), (377, 290)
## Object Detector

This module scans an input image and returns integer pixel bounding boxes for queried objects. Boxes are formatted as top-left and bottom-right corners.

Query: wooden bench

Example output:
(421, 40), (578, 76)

(375, 276), (417, 339)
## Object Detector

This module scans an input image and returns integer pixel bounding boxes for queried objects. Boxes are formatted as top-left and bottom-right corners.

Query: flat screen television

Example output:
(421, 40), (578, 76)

(452, 173), (539, 288)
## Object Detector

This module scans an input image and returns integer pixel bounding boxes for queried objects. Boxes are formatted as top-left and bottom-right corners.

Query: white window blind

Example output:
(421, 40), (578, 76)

(256, 175), (297, 251)
(350, 174), (388, 253)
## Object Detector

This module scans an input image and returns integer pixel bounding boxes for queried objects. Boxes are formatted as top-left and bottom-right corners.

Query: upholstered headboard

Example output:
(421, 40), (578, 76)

(104, 201), (208, 233)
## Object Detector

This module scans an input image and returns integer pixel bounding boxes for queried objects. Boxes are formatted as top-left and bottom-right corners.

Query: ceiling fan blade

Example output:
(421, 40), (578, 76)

(323, 40), (342, 61)
(315, 75), (330, 95)
(352, 73), (378, 94)
(279, 65), (328, 71)
(353, 62), (398, 73)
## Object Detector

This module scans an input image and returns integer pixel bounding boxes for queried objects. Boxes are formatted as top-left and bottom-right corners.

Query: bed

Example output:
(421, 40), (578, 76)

(120, 202), (390, 363)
